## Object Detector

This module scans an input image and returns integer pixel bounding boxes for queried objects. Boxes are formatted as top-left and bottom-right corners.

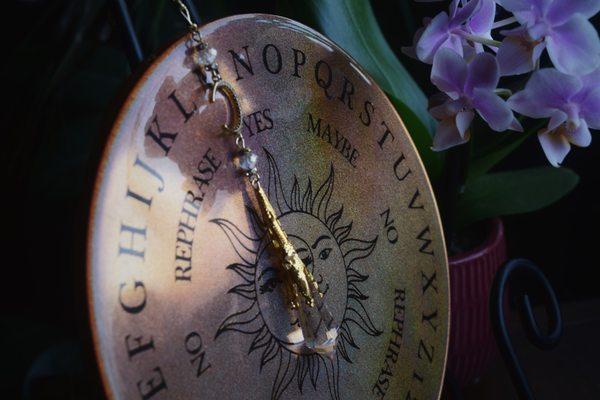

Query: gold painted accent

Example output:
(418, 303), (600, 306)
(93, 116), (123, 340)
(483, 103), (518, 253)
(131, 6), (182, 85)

(254, 182), (316, 307)
(210, 80), (243, 133)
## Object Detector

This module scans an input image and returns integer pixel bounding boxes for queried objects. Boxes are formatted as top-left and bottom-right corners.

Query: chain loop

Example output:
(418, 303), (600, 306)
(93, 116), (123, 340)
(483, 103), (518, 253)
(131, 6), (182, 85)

(235, 134), (246, 150)
(172, 0), (206, 46)
(173, 0), (193, 28)
(248, 171), (261, 188)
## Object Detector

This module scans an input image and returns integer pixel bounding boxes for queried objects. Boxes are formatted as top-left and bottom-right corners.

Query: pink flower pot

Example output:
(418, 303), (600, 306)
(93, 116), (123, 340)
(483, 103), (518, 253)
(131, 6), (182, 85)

(446, 218), (507, 387)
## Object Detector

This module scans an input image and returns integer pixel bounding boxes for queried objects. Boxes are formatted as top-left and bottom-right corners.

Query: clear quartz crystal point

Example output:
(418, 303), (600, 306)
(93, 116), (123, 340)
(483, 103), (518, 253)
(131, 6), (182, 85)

(295, 282), (339, 354)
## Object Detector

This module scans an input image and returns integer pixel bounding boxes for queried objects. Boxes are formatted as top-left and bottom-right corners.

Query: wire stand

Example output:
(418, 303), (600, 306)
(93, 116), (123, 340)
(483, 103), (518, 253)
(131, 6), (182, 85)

(489, 259), (563, 400)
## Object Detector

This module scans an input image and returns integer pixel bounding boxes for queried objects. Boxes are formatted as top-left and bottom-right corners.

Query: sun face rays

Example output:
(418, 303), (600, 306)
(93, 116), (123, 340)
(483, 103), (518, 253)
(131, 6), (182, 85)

(211, 148), (381, 399)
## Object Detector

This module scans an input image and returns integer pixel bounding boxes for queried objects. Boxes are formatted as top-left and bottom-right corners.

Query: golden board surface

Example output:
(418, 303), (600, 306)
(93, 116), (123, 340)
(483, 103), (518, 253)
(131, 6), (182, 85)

(88, 14), (449, 400)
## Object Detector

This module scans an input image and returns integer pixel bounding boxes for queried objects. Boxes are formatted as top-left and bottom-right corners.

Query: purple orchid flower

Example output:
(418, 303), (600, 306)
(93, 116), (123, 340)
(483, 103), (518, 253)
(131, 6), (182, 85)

(496, 0), (600, 76)
(467, 0), (497, 52)
(402, 17), (432, 59)
(508, 68), (600, 166)
(416, 0), (483, 63)
(429, 48), (523, 150)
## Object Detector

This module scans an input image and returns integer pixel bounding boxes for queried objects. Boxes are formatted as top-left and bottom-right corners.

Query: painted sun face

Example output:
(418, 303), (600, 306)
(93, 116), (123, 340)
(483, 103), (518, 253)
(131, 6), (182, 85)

(255, 211), (348, 351)
(212, 149), (381, 399)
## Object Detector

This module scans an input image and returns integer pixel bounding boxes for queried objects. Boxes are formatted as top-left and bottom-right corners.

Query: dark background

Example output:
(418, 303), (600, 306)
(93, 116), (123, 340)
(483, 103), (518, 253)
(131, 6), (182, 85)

(2, 1), (598, 399)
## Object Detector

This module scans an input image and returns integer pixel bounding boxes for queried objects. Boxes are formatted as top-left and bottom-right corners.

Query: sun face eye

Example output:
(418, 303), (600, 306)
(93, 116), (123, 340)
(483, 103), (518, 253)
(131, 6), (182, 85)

(319, 248), (332, 260)
(259, 277), (280, 294)
(296, 247), (313, 266)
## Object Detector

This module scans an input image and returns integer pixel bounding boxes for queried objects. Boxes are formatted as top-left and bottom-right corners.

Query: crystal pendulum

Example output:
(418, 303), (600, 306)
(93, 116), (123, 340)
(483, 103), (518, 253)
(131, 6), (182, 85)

(185, 3), (339, 353)
(252, 172), (339, 354)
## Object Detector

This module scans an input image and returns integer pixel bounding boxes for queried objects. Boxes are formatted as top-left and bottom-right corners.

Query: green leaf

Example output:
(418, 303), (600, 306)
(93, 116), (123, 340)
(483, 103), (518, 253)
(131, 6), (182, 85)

(456, 167), (579, 228)
(280, 0), (439, 177)
(468, 131), (531, 179)
(468, 120), (546, 179)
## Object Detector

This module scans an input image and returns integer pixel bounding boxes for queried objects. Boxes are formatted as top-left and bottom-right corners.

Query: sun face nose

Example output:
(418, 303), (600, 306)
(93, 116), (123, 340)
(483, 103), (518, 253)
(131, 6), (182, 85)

(315, 273), (330, 296)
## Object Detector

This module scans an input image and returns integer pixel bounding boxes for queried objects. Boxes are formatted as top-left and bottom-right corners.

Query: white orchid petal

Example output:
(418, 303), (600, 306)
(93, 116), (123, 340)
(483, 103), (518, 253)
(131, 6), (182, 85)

(567, 120), (592, 147)
(432, 118), (470, 151)
(548, 110), (568, 131)
(538, 129), (571, 167)
(456, 110), (475, 137)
